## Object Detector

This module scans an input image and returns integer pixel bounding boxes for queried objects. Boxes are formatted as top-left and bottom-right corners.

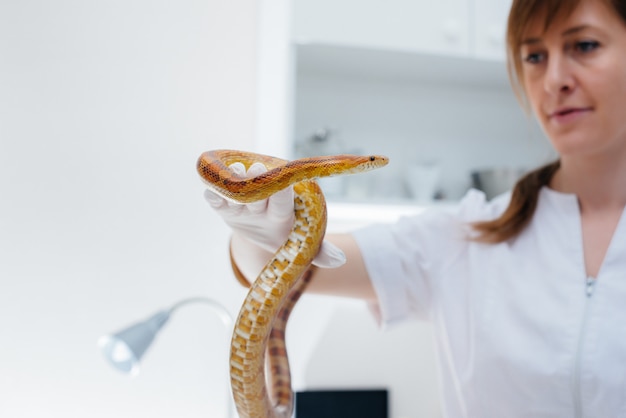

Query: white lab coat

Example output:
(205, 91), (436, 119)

(353, 187), (626, 418)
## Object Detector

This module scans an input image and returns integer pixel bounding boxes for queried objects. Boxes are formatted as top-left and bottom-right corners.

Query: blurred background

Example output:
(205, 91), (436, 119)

(0, 1), (553, 417)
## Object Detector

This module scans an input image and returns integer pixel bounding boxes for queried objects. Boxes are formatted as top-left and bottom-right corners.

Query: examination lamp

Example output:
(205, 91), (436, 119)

(99, 297), (235, 417)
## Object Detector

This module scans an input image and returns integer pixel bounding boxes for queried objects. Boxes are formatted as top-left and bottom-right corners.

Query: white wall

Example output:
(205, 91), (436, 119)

(0, 1), (257, 417)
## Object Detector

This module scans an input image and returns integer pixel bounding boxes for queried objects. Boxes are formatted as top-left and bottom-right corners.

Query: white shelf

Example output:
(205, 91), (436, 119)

(295, 43), (510, 86)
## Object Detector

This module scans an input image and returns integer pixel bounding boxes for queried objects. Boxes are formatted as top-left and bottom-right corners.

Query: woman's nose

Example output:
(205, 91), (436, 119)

(544, 54), (575, 95)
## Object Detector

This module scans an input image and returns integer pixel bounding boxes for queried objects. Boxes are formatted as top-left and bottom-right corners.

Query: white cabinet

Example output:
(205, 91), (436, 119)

(287, 2), (554, 203)
(293, 0), (470, 57)
(294, 0), (513, 61)
(473, 0), (513, 60)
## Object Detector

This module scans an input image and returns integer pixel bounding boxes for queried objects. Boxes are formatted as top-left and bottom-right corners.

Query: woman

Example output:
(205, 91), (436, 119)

(206, 0), (626, 416)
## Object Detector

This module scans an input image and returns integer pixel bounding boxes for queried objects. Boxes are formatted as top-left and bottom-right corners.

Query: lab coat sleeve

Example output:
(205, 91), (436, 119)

(352, 189), (491, 327)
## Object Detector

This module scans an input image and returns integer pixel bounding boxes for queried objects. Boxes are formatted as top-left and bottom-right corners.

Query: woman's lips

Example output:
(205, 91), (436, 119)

(549, 107), (593, 125)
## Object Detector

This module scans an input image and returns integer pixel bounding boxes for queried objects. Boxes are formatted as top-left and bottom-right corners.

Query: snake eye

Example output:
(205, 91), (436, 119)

(369, 156), (376, 161)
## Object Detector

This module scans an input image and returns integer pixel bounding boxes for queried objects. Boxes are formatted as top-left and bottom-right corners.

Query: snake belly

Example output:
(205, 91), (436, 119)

(197, 150), (388, 418)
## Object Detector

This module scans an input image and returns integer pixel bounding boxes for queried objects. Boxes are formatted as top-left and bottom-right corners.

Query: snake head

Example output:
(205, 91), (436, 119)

(341, 154), (389, 174)
(368, 155), (389, 167)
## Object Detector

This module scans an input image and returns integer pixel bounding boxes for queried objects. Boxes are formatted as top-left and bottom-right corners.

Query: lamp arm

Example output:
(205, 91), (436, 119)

(168, 297), (235, 418)
(168, 297), (234, 329)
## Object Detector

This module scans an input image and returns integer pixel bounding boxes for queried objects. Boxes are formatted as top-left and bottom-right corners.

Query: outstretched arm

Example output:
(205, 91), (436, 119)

(230, 231), (376, 301)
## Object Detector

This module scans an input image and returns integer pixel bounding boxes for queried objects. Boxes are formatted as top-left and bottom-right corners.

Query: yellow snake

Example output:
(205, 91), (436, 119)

(196, 149), (389, 418)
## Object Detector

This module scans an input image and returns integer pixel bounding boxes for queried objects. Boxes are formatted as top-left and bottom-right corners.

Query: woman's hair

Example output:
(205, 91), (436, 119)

(473, 0), (626, 243)
(472, 161), (560, 243)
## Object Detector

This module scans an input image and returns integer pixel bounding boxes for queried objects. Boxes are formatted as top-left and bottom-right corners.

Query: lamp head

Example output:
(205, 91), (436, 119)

(99, 310), (170, 376)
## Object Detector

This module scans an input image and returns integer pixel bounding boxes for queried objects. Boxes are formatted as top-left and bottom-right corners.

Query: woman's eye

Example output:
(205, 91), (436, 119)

(523, 52), (545, 64)
(575, 40), (600, 53)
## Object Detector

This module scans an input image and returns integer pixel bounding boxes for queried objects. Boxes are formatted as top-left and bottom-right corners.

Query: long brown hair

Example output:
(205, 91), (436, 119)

(473, 0), (626, 243)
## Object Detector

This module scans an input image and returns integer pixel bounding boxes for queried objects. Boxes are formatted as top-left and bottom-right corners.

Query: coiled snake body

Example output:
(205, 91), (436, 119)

(197, 150), (388, 418)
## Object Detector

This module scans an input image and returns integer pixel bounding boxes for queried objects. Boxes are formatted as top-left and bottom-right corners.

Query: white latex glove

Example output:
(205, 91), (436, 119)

(203, 162), (346, 268)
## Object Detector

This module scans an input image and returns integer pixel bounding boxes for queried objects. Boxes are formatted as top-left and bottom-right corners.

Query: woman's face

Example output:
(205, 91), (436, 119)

(521, 0), (626, 160)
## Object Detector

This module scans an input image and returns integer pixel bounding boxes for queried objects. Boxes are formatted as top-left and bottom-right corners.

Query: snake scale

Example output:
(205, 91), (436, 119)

(197, 149), (388, 418)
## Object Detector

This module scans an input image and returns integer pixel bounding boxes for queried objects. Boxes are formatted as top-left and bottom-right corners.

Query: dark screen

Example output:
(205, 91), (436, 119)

(295, 389), (388, 418)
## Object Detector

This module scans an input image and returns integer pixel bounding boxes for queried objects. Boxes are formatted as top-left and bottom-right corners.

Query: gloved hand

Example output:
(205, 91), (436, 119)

(204, 162), (346, 268)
